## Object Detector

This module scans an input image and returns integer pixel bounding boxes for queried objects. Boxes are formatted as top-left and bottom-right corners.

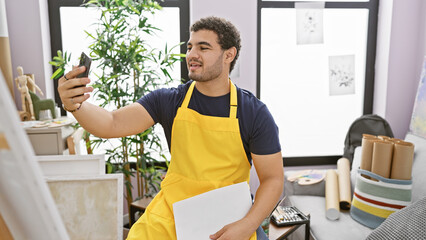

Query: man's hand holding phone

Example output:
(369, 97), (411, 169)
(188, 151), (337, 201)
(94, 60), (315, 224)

(58, 52), (93, 113)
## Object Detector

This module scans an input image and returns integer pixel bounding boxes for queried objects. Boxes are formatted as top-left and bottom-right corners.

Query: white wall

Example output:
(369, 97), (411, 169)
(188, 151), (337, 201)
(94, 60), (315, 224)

(5, 0), (53, 110)
(5, 0), (426, 139)
(422, 1), (426, 57)
(190, 0), (257, 94)
(373, 0), (393, 118)
(374, 0), (426, 139)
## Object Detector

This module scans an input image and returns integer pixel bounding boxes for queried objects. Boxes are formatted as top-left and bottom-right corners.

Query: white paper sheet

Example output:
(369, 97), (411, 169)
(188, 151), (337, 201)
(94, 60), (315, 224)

(173, 182), (253, 240)
(295, 2), (325, 45)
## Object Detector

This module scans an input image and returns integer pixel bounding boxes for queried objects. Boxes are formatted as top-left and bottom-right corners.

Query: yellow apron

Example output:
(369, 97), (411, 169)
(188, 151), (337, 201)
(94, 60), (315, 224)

(127, 81), (256, 240)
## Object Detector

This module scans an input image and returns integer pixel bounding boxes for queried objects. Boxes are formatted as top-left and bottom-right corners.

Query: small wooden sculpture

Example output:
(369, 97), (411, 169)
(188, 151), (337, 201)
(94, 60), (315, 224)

(15, 66), (43, 120)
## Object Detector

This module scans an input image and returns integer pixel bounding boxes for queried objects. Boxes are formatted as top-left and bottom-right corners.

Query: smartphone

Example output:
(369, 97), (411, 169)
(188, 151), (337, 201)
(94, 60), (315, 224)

(73, 52), (92, 96)
(77, 52), (91, 78)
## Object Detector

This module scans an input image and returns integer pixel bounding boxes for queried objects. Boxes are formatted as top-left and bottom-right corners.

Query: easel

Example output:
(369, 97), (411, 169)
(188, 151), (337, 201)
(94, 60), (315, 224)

(0, 213), (13, 240)
(0, 133), (13, 240)
(0, 69), (69, 239)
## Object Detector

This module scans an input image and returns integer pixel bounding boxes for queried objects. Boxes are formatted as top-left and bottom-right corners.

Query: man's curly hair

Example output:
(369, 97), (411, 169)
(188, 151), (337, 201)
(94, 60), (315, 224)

(190, 16), (241, 74)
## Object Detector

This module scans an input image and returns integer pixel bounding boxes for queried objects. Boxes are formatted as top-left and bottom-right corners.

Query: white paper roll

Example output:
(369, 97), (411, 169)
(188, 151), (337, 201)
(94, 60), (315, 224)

(325, 169), (340, 220)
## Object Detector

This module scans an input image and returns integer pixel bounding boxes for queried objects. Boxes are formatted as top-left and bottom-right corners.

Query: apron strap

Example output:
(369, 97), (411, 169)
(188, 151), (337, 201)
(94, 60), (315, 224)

(180, 80), (238, 119)
(229, 81), (237, 119)
(181, 81), (196, 108)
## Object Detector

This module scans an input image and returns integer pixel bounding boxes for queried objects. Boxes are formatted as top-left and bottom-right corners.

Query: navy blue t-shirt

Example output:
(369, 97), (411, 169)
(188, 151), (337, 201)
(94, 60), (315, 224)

(137, 81), (281, 163)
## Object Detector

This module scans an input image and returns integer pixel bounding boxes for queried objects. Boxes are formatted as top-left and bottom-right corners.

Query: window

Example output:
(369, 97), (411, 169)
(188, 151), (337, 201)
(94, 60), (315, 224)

(47, 0), (189, 113)
(263, 0), (369, 2)
(47, 0), (189, 159)
(257, 1), (379, 165)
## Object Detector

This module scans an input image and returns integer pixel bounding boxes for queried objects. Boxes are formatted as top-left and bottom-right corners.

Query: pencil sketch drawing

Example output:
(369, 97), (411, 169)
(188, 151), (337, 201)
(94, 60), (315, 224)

(329, 55), (356, 96)
(296, 8), (324, 45)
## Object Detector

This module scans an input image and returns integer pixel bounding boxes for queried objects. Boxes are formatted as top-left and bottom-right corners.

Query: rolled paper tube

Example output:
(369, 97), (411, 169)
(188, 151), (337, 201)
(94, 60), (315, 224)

(378, 135), (391, 141)
(362, 134), (377, 139)
(371, 140), (394, 179)
(390, 141), (415, 180)
(325, 169), (340, 220)
(337, 158), (351, 210)
(389, 138), (403, 143)
(360, 136), (376, 172)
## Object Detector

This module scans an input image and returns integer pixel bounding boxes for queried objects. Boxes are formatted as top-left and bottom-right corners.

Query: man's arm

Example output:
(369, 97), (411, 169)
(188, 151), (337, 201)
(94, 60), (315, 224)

(58, 66), (155, 138)
(210, 152), (284, 240)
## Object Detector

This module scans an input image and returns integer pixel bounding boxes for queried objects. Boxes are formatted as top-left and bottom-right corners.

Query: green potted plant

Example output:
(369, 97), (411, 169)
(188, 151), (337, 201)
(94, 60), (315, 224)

(82, 0), (184, 216)
(49, 50), (71, 81)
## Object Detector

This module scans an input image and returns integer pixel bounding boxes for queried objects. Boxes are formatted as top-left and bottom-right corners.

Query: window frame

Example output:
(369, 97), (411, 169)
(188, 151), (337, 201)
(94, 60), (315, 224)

(257, 0), (379, 166)
(47, 0), (190, 115)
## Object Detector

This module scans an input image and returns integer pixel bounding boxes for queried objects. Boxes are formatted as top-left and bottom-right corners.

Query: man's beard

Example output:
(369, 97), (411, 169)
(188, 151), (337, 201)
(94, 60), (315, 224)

(188, 54), (224, 82)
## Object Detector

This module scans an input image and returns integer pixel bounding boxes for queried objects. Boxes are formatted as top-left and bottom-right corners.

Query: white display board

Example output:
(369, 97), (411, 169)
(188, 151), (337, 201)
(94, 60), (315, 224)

(0, 70), (69, 239)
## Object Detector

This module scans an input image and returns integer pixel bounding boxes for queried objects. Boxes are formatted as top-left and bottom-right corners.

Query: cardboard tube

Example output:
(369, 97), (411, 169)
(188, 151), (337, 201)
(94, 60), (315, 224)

(325, 170), (339, 220)
(390, 141), (415, 180)
(360, 136), (377, 172)
(389, 138), (403, 144)
(378, 135), (391, 140)
(371, 140), (394, 179)
(337, 158), (351, 210)
(362, 134), (376, 139)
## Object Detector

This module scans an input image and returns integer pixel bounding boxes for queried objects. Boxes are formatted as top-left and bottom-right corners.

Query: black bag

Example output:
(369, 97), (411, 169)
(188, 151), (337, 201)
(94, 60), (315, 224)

(343, 114), (394, 165)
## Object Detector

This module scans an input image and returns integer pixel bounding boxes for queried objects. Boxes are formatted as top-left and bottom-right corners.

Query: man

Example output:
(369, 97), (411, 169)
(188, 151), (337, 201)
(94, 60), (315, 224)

(58, 16), (283, 240)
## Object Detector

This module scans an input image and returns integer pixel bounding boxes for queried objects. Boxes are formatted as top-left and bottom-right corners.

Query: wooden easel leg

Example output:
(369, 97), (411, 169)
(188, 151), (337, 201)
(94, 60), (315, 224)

(0, 212), (13, 240)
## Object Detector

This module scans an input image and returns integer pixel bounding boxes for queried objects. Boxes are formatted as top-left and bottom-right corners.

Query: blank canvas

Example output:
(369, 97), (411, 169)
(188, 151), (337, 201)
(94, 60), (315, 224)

(0, 70), (69, 239)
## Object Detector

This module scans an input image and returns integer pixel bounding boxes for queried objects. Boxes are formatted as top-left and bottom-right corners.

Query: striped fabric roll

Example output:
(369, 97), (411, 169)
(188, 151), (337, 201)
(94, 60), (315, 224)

(350, 169), (412, 229)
